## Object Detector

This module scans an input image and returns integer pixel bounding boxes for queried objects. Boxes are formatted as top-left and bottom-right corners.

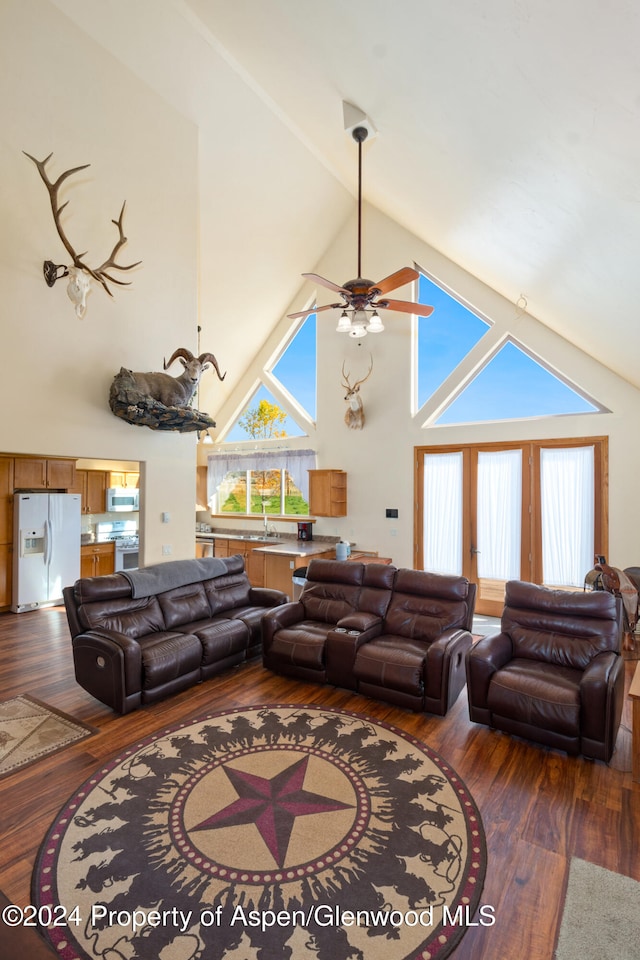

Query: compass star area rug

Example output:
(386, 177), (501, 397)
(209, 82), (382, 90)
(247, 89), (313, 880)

(33, 705), (487, 960)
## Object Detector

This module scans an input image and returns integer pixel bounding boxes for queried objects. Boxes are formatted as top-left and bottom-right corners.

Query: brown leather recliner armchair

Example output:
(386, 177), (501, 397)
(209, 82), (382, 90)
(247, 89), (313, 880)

(466, 580), (624, 761)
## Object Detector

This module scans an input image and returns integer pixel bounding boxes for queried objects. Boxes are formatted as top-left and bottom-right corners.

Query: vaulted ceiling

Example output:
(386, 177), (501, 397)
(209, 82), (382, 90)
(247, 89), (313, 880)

(55, 0), (640, 392)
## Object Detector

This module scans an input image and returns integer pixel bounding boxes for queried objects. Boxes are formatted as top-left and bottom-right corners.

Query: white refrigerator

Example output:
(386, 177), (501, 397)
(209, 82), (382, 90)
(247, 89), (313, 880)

(12, 492), (81, 613)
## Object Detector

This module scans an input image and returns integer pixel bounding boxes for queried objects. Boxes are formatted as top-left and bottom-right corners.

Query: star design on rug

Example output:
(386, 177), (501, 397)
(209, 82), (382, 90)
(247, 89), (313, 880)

(191, 755), (354, 867)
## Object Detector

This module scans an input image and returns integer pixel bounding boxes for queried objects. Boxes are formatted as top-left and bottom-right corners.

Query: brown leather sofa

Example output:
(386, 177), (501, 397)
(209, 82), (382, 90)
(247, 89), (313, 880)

(262, 559), (476, 715)
(63, 555), (288, 714)
(466, 580), (624, 761)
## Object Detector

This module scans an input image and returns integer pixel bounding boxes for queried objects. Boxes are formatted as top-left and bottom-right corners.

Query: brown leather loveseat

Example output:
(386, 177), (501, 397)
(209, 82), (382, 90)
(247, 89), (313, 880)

(64, 555), (288, 714)
(262, 559), (476, 715)
(466, 579), (624, 761)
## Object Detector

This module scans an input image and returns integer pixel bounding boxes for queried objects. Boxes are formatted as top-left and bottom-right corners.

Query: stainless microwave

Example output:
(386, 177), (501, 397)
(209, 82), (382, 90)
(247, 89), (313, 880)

(106, 487), (140, 512)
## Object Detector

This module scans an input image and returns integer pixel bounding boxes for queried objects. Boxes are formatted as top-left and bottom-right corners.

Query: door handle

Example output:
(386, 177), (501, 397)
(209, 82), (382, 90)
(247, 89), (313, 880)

(470, 545), (481, 555)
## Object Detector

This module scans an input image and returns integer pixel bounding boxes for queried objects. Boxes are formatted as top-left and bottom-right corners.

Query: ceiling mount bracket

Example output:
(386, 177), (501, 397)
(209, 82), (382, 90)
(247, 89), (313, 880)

(342, 101), (377, 141)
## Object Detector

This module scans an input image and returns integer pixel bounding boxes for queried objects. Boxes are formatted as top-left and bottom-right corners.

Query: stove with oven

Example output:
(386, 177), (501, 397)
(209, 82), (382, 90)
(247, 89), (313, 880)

(96, 520), (139, 572)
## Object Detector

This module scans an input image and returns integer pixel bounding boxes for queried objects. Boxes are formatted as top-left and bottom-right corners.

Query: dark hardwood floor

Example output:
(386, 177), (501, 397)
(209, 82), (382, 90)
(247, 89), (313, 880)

(0, 606), (637, 959)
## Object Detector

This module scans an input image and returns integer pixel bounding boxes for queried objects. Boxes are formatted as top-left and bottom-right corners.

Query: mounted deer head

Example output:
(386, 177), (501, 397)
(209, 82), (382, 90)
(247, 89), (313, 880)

(24, 151), (141, 318)
(341, 354), (373, 430)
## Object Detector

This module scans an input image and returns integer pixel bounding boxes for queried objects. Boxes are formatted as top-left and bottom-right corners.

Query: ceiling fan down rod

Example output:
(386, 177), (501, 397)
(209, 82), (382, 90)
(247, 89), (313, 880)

(353, 126), (368, 280)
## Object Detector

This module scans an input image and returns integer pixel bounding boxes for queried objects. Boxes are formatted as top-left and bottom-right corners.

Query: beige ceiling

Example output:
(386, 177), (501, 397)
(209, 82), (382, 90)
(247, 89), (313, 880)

(55, 0), (640, 392)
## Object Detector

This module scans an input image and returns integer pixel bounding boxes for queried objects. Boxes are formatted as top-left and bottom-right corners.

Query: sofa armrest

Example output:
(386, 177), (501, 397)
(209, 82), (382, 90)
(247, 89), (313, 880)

(423, 628), (472, 709)
(336, 611), (382, 632)
(325, 616), (384, 689)
(71, 628), (143, 713)
(580, 651), (625, 747)
(465, 632), (513, 718)
(261, 601), (306, 650)
(249, 586), (289, 607)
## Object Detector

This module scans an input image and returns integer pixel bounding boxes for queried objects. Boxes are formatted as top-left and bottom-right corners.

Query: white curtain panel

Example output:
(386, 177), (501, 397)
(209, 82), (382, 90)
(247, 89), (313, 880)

(541, 446), (594, 587)
(477, 449), (522, 580)
(423, 452), (463, 575)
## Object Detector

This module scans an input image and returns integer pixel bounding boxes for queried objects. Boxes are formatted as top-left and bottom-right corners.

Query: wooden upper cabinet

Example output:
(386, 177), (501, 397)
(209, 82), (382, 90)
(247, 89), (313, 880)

(109, 471), (139, 488)
(308, 469), (347, 517)
(86, 471), (108, 513)
(72, 470), (109, 514)
(14, 457), (77, 491)
(0, 458), (14, 545)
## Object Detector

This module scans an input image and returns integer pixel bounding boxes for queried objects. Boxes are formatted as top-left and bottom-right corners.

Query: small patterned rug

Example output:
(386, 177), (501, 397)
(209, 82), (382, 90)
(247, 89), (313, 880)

(33, 704), (486, 960)
(0, 695), (96, 779)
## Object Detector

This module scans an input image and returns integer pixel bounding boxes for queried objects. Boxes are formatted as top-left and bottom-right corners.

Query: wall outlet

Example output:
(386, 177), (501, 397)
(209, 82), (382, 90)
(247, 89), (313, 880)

(162, 512), (170, 523)
(162, 544), (172, 555)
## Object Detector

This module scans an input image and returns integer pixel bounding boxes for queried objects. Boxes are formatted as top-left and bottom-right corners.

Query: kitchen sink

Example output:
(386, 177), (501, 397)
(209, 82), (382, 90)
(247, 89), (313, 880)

(244, 535), (281, 542)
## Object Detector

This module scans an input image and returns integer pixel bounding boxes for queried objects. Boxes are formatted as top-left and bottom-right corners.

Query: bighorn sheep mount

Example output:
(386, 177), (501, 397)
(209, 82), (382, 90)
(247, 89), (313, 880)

(109, 348), (226, 433)
(24, 151), (140, 318)
(342, 355), (373, 430)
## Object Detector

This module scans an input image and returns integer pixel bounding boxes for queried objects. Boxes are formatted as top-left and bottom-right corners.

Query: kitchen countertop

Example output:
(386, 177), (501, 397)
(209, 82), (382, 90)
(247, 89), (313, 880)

(195, 532), (335, 558)
(253, 541), (335, 557)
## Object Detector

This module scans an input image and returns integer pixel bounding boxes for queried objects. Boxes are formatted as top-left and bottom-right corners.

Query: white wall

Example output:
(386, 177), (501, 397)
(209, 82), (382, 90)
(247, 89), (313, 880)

(212, 201), (640, 570)
(0, 0), (199, 563)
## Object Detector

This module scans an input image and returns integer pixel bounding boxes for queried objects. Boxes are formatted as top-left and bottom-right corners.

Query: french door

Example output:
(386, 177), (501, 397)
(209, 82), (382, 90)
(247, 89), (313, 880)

(415, 438), (608, 616)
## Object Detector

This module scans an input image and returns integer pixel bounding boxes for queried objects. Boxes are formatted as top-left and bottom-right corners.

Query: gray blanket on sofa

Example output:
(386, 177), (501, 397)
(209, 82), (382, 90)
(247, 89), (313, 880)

(121, 557), (228, 598)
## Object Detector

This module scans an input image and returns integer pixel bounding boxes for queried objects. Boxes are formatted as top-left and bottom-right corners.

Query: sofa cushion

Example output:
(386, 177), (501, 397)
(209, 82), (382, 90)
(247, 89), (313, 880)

(354, 637), (428, 695)
(502, 580), (621, 669)
(487, 658), (582, 736)
(227, 605), (272, 646)
(384, 592), (467, 642)
(357, 563), (395, 618)
(174, 617), (249, 666)
(78, 595), (166, 639)
(203, 568), (252, 615)
(157, 582), (211, 629)
(137, 631), (202, 689)
(267, 621), (332, 671)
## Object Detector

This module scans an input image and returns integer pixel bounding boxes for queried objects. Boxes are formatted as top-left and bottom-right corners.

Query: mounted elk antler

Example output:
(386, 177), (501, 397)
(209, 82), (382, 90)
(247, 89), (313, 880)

(23, 151), (141, 318)
(341, 354), (373, 430)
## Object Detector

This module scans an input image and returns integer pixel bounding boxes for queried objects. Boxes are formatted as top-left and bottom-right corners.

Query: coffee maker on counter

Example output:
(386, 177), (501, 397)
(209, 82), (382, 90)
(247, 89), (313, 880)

(297, 521), (313, 541)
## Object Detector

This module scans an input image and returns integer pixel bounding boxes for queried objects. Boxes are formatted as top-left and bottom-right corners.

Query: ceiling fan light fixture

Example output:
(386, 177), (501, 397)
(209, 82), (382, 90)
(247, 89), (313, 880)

(349, 322), (368, 339)
(366, 310), (384, 333)
(336, 310), (352, 333)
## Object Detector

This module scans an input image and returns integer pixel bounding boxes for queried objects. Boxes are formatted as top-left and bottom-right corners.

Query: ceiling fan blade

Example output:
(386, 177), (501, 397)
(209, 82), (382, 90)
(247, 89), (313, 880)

(377, 298), (435, 317)
(302, 273), (351, 296)
(288, 302), (342, 319)
(371, 267), (420, 296)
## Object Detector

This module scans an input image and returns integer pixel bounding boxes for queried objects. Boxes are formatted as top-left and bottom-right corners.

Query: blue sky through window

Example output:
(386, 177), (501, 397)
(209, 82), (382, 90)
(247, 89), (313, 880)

(435, 341), (599, 424)
(417, 273), (489, 409)
(271, 313), (316, 420)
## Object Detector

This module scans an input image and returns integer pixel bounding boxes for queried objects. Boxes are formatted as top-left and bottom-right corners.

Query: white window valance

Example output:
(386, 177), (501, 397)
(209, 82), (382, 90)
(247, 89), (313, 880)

(207, 449), (316, 505)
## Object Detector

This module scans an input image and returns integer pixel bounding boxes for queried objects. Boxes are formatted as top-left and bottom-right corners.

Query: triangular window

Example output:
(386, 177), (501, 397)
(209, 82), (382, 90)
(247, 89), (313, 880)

(269, 313), (317, 421)
(435, 340), (600, 425)
(225, 385), (306, 442)
(417, 273), (489, 410)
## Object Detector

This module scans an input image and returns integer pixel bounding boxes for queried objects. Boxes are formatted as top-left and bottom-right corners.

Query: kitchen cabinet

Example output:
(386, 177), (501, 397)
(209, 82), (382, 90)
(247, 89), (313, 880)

(14, 457), (77, 491)
(227, 539), (265, 587)
(0, 458), (13, 609)
(308, 469), (347, 517)
(209, 537), (265, 587)
(263, 548), (334, 597)
(109, 471), (139, 488)
(0, 543), (11, 609)
(81, 542), (115, 578)
(71, 470), (109, 515)
(0, 458), (13, 546)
